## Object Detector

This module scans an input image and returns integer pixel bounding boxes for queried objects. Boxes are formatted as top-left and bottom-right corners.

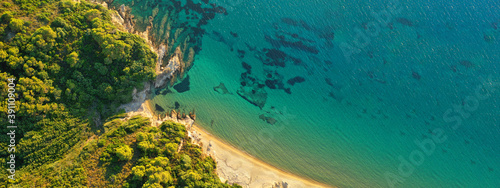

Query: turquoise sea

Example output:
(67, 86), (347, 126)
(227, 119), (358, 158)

(151, 0), (500, 187)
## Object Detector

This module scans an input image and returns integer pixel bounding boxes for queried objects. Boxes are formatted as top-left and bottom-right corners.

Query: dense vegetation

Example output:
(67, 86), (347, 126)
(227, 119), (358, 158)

(0, 0), (238, 187)
(93, 116), (238, 187)
(2, 112), (240, 187)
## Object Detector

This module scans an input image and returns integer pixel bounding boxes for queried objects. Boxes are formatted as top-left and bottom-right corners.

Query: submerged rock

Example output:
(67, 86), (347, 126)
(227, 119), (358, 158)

(238, 73), (267, 109)
(259, 114), (277, 125)
(264, 48), (287, 67)
(412, 71), (421, 80)
(287, 76), (305, 86)
(237, 49), (245, 59)
(111, 0), (227, 88)
(173, 75), (190, 93)
(230, 31), (238, 37)
(242, 61), (252, 73)
(213, 82), (231, 94)
(328, 91), (344, 102)
(155, 104), (165, 112)
(396, 17), (414, 27)
(459, 60), (474, 68)
(155, 87), (172, 95)
(237, 86), (267, 109)
(325, 78), (334, 87)
(264, 35), (319, 54)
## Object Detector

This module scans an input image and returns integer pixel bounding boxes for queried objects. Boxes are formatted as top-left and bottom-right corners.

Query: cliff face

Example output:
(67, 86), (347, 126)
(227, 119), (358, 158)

(105, 0), (227, 89)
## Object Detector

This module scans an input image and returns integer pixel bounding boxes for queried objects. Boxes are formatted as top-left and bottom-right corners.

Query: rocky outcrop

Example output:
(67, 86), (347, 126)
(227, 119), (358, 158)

(106, 0), (228, 90)
(118, 82), (152, 113)
(213, 82), (231, 94)
(155, 46), (181, 88)
(272, 181), (289, 188)
(237, 76), (268, 109)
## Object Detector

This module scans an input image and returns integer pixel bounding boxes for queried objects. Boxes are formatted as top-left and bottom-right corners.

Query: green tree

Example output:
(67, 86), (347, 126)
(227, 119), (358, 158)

(66, 52), (79, 68)
(0, 50), (8, 60)
(115, 145), (133, 161)
(1, 11), (13, 23)
(132, 165), (146, 180)
(84, 9), (101, 22)
(9, 18), (24, 32)
(149, 171), (173, 185)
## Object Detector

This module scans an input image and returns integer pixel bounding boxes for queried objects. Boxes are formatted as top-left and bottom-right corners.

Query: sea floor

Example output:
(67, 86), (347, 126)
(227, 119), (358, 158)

(152, 0), (500, 187)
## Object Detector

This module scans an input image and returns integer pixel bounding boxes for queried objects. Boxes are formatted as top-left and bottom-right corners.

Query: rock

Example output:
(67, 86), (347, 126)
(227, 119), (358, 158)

(213, 82), (231, 94)
(286, 76), (305, 86)
(412, 71), (421, 80)
(154, 54), (180, 89)
(237, 70), (268, 109)
(241, 62), (251, 73)
(155, 104), (165, 112)
(237, 86), (267, 109)
(259, 114), (277, 125)
(173, 75), (190, 93)
(396, 17), (414, 27)
(266, 117), (277, 125)
(459, 60), (473, 68)
(272, 181), (289, 188)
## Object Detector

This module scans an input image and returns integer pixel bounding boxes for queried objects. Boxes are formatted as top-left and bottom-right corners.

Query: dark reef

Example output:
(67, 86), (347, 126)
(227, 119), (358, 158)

(396, 17), (414, 27)
(264, 48), (288, 67)
(230, 31), (238, 37)
(173, 75), (191, 93)
(113, 0), (229, 83)
(213, 82), (231, 94)
(325, 78), (334, 87)
(237, 50), (246, 59)
(412, 71), (421, 80)
(242, 62), (252, 73)
(459, 60), (473, 68)
(155, 104), (165, 112)
(237, 71), (268, 109)
(264, 35), (319, 54)
(155, 87), (173, 95)
(259, 114), (277, 125)
(287, 76), (305, 86)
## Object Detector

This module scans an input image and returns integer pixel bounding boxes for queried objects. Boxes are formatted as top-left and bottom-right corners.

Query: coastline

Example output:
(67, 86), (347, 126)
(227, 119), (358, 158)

(135, 100), (332, 188)
(189, 123), (333, 188)
(107, 3), (331, 186)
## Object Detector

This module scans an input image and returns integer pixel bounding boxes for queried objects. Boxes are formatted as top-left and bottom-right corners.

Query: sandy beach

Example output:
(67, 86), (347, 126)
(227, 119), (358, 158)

(110, 8), (333, 184)
(120, 88), (331, 188)
(189, 124), (332, 188)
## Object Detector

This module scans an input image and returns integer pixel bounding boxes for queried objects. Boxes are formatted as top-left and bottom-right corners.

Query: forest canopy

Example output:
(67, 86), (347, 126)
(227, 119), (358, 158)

(0, 0), (239, 187)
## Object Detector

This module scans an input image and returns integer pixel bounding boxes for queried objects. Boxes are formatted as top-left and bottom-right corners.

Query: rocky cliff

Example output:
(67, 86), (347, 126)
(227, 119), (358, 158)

(104, 0), (227, 89)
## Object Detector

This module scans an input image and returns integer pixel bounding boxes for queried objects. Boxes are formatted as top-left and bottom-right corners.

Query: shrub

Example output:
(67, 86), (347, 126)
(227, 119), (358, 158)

(9, 18), (24, 32)
(115, 145), (133, 161)
(2, 2), (12, 8)
(1, 11), (13, 23)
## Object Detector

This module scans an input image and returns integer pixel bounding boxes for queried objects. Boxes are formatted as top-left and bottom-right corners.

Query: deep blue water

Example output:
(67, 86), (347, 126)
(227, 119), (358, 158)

(152, 0), (500, 187)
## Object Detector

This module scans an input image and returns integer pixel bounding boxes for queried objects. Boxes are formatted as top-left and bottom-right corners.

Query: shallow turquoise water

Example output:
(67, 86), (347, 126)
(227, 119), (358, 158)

(152, 0), (500, 187)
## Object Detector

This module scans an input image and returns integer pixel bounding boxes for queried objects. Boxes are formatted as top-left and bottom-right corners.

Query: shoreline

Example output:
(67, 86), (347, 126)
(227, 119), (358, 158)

(190, 123), (333, 188)
(139, 100), (332, 188)
(108, 3), (332, 186)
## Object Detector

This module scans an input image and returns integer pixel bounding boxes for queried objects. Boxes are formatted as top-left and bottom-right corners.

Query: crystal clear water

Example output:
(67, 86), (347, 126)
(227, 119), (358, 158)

(151, 0), (500, 187)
